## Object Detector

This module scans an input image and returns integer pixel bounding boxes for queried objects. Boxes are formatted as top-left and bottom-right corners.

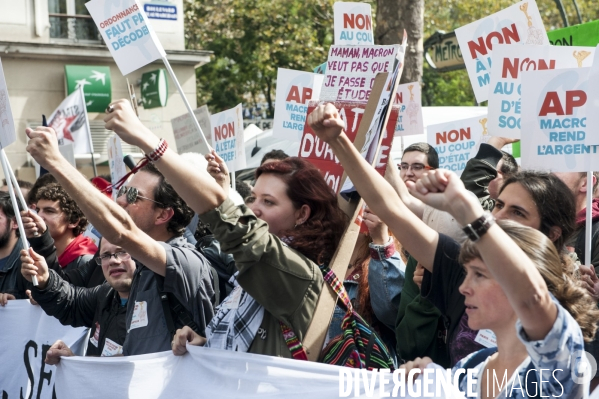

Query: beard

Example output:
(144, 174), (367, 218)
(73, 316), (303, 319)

(0, 218), (12, 250)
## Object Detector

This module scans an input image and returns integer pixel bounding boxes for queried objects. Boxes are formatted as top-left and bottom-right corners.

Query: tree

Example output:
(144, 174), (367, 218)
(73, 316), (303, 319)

(185, 0), (337, 116)
(375, 0), (424, 85)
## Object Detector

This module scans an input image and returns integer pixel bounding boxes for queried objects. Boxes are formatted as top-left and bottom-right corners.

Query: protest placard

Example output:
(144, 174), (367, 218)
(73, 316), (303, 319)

(86, 0), (166, 76)
(319, 44), (398, 103)
(171, 105), (212, 155)
(333, 2), (374, 45)
(393, 82), (424, 137)
(0, 58), (16, 149)
(272, 69), (324, 142)
(488, 44), (595, 139)
(585, 47), (599, 171)
(520, 67), (597, 172)
(455, 0), (548, 103)
(0, 301), (88, 399)
(210, 104), (246, 172)
(427, 115), (485, 176)
(107, 134), (126, 200)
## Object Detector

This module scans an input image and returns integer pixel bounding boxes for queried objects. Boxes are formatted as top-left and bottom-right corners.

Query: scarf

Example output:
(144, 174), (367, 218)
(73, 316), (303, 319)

(204, 273), (264, 352)
(58, 234), (98, 268)
(575, 198), (599, 226)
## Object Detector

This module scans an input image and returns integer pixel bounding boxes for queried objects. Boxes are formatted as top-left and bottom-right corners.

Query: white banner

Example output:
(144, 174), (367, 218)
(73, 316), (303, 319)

(210, 104), (246, 172)
(393, 82), (424, 137)
(427, 115), (485, 176)
(0, 58), (16, 149)
(488, 44), (595, 139)
(47, 89), (92, 154)
(320, 45), (399, 103)
(55, 346), (464, 399)
(520, 67), (597, 172)
(333, 2), (374, 45)
(0, 300), (88, 399)
(455, 0), (548, 103)
(272, 68), (323, 142)
(86, 0), (166, 76)
(171, 105), (212, 155)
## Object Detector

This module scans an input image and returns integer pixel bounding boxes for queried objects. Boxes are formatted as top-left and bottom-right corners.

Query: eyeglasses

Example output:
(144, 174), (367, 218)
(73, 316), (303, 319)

(398, 163), (434, 172)
(95, 251), (131, 265)
(117, 186), (165, 207)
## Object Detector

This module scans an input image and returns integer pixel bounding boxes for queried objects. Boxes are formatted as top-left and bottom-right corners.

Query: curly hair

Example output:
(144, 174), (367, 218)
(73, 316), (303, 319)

(459, 219), (599, 343)
(255, 157), (348, 265)
(140, 163), (194, 236)
(36, 183), (87, 236)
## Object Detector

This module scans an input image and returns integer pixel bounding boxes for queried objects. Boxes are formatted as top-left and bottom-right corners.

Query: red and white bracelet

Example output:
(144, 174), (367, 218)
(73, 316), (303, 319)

(147, 138), (168, 162)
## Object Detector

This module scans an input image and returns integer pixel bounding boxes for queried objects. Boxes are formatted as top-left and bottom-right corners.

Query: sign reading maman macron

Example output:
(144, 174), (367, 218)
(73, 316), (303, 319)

(272, 68), (323, 142)
(319, 45), (398, 103)
(521, 67), (598, 172)
(333, 2), (374, 45)
(488, 44), (594, 139)
(455, 0), (548, 103)
(0, 301), (88, 399)
(427, 116), (484, 176)
(393, 82), (423, 137)
(86, 0), (165, 76)
(210, 104), (246, 172)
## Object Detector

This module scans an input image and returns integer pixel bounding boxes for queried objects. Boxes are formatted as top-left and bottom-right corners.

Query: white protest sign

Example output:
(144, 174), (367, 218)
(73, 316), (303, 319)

(521, 67), (597, 172)
(55, 345), (465, 399)
(319, 45), (398, 103)
(0, 300), (88, 399)
(584, 46), (599, 171)
(427, 115), (485, 176)
(272, 68), (323, 142)
(210, 104), (246, 172)
(171, 105), (212, 155)
(107, 134), (126, 200)
(393, 82), (424, 137)
(488, 44), (595, 139)
(455, 0), (548, 104)
(0, 58), (16, 149)
(334, 2), (374, 45)
(86, 0), (166, 76)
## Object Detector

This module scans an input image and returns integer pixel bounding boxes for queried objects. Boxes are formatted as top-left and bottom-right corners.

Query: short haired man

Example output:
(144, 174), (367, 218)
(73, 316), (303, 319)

(1, 179), (33, 200)
(26, 128), (217, 357)
(21, 237), (135, 359)
(35, 183), (97, 271)
(0, 192), (28, 304)
(399, 143), (438, 184)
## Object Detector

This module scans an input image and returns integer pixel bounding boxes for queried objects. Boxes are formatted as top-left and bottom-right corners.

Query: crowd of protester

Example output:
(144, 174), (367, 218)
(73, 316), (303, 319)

(1, 99), (599, 397)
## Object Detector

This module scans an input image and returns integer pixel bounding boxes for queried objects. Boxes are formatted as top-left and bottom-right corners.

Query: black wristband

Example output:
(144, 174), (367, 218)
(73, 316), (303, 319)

(462, 212), (496, 242)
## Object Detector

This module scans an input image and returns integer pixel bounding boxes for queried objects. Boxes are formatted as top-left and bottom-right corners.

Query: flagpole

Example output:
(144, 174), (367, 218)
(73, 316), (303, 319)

(585, 170), (593, 266)
(231, 171), (236, 192)
(80, 85), (97, 177)
(161, 55), (212, 153)
(0, 149), (37, 286)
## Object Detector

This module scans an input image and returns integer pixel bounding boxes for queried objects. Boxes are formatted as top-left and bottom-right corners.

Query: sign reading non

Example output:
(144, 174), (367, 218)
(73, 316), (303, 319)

(210, 104), (246, 172)
(333, 2), (374, 45)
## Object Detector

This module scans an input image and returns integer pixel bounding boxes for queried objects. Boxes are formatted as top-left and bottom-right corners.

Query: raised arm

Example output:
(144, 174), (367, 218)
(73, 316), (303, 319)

(409, 169), (557, 341)
(384, 160), (426, 219)
(104, 100), (226, 216)
(307, 103), (439, 271)
(25, 127), (168, 276)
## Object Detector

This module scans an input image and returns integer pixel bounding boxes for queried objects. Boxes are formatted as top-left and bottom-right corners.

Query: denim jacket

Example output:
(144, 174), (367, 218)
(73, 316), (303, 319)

(368, 247), (406, 329)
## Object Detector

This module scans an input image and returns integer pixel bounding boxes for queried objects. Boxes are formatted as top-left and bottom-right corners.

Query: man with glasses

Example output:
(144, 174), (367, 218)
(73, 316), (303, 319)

(21, 237), (135, 358)
(24, 127), (216, 357)
(398, 143), (439, 184)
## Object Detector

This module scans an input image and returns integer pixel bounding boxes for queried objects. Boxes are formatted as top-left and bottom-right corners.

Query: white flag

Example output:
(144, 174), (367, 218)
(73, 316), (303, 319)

(47, 89), (92, 154)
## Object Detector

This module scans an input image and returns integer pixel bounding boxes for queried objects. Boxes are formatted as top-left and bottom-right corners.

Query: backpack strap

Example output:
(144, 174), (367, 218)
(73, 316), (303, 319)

(458, 347), (498, 387)
(319, 264), (354, 312)
(279, 321), (308, 360)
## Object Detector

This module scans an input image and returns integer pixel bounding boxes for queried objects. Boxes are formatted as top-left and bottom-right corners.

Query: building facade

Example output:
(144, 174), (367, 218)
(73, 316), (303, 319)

(0, 0), (210, 181)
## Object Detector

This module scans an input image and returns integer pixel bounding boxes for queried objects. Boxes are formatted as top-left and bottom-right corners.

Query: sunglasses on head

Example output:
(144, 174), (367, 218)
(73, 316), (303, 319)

(117, 186), (165, 207)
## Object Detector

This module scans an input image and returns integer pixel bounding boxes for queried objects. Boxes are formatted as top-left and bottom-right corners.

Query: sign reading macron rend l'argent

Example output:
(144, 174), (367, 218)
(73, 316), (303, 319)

(86, 0), (166, 76)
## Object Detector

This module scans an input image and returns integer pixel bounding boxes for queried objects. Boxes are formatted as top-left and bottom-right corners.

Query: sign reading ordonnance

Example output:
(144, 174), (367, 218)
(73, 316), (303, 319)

(86, 0), (166, 76)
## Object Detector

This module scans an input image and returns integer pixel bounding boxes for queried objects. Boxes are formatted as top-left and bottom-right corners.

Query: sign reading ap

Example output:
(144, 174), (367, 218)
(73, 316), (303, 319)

(334, 2), (374, 45)
(521, 67), (597, 172)
(455, 0), (548, 104)
(86, 0), (166, 76)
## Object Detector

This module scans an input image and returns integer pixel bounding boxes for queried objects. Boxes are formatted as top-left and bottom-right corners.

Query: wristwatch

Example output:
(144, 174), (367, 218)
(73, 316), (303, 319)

(462, 212), (496, 242)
